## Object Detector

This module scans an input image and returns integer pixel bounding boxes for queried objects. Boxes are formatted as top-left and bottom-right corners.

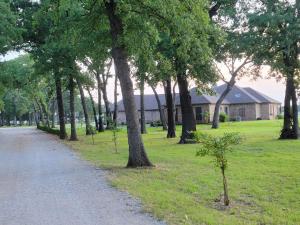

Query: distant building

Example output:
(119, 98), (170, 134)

(117, 85), (281, 124)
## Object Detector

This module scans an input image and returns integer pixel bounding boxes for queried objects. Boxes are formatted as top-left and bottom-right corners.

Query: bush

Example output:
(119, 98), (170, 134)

(276, 114), (284, 119)
(219, 112), (229, 122)
(37, 124), (60, 136)
(150, 121), (162, 127)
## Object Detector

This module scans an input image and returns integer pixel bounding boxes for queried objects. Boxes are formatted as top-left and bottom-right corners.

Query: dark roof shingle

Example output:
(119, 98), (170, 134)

(117, 85), (281, 111)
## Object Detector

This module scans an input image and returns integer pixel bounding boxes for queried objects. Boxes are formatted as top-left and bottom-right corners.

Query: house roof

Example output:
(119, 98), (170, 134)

(117, 94), (166, 112)
(243, 87), (281, 104)
(182, 84), (281, 105)
(117, 85), (281, 111)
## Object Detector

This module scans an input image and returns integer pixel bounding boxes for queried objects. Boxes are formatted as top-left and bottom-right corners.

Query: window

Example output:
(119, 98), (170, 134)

(238, 107), (245, 118)
(175, 108), (179, 122)
(195, 107), (202, 121)
(225, 107), (229, 115)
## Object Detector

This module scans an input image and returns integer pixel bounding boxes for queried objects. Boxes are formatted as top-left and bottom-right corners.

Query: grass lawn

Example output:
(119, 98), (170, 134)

(65, 120), (300, 225)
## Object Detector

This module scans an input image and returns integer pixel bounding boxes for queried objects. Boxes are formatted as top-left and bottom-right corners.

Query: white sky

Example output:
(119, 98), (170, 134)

(2, 51), (285, 104)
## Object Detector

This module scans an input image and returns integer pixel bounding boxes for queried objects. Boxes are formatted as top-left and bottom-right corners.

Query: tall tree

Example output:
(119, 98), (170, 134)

(164, 78), (176, 138)
(77, 78), (93, 135)
(113, 73), (118, 124)
(139, 74), (147, 134)
(0, 1), (20, 55)
(104, 0), (153, 167)
(246, 0), (300, 139)
(87, 86), (99, 131)
(69, 74), (78, 141)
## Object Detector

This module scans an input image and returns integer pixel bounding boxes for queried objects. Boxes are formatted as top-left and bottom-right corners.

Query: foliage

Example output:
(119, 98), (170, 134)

(195, 132), (242, 206)
(276, 114), (284, 120)
(0, 0), (21, 55)
(195, 132), (242, 168)
(219, 112), (229, 122)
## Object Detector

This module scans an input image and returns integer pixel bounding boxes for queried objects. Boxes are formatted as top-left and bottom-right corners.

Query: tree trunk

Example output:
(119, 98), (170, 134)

(280, 76), (298, 139)
(164, 79), (176, 138)
(54, 73), (67, 139)
(40, 98), (50, 128)
(280, 49), (299, 139)
(105, 0), (153, 167)
(87, 87), (99, 131)
(176, 60), (196, 143)
(35, 98), (45, 126)
(51, 99), (56, 128)
(69, 75), (78, 141)
(77, 79), (93, 135)
(150, 83), (168, 131)
(140, 77), (147, 134)
(96, 73), (105, 132)
(172, 80), (177, 131)
(102, 85), (112, 129)
(33, 104), (40, 126)
(212, 80), (235, 129)
(221, 167), (230, 206)
(113, 74), (118, 124)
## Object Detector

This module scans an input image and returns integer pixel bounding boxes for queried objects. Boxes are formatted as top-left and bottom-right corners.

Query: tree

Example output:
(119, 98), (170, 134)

(113, 73), (118, 125)
(149, 82), (168, 131)
(164, 78), (176, 138)
(69, 74), (78, 141)
(139, 73), (147, 134)
(211, 32), (256, 129)
(87, 86), (99, 131)
(246, 0), (300, 139)
(195, 132), (242, 206)
(104, 0), (153, 167)
(0, 1), (20, 55)
(76, 77), (93, 135)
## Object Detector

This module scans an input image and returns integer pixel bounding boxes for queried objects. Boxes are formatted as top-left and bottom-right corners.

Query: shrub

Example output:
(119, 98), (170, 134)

(37, 125), (60, 136)
(219, 112), (229, 122)
(194, 132), (242, 206)
(203, 111), (210, 123)
(150, 121), (162, 127)
(276, 114), (284, 119)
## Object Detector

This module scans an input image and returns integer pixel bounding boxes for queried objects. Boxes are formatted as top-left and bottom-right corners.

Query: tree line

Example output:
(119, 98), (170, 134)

(0, 0), (299, 168)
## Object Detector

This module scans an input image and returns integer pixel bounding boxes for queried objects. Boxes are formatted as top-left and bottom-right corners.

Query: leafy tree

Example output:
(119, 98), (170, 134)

(245, 0), (300, 139)
(195, 132), (242, 206)
(0, 0), (20, 55)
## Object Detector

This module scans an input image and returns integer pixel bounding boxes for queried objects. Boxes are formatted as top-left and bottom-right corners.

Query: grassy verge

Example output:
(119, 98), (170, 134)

(65, 120), (300, 225)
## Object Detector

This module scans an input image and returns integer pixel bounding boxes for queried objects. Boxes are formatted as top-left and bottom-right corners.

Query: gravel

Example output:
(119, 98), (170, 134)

(0, 127), (166, 225)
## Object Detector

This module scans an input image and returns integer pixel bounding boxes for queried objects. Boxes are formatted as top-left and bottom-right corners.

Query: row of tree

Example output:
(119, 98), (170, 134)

(0, 0), (299, 167)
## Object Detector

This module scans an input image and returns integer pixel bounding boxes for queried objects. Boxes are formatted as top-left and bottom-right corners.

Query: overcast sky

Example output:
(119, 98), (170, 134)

(1, 51), (286, 104)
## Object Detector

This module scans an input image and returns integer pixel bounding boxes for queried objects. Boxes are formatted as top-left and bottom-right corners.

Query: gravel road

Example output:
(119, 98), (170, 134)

(0, 127), (165, 225)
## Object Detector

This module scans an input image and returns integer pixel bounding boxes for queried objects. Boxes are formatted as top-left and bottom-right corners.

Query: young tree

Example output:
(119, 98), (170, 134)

(195, 132), (242, 206)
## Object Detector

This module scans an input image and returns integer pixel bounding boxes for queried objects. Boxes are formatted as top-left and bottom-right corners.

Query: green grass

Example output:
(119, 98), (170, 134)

(65, 120), (300, 225)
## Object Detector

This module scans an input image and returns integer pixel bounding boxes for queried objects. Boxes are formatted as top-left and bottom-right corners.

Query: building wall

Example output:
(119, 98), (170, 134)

(260, 103), (280, 120)
(117, 110), (161, 124)
(228, 103), (257, 121)
(118, 103), (281, 124)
